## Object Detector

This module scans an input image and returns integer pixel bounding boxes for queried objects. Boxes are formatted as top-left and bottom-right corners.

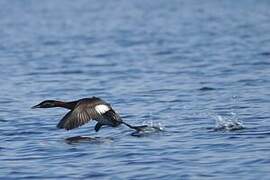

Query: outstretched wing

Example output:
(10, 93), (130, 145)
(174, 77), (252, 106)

(57, 98), (110, 130)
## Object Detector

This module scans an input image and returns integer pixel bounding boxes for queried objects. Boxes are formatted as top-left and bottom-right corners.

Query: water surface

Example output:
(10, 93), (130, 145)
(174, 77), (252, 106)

(1, 0), (270, 179)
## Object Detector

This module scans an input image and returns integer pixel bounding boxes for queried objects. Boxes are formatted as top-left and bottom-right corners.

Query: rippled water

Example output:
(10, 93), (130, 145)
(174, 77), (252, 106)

(1, 0), (270, 179)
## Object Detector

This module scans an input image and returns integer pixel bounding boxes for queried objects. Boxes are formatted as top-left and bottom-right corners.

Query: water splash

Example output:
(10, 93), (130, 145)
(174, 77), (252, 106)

(131, 121), (164, 137)
(213, 113), (245, 131)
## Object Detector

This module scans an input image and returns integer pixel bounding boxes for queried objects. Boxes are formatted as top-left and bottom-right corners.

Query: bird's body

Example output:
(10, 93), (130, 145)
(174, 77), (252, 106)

(32, 97), (122, 132)
(32, 97), (146, 132)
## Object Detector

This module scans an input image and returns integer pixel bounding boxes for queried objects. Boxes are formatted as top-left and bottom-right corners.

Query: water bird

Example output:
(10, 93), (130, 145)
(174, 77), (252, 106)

(32, 97), (147, 132)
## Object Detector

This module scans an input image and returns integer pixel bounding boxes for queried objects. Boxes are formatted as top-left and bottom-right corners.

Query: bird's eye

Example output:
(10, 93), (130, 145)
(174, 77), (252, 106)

(44, 102), (51, 106)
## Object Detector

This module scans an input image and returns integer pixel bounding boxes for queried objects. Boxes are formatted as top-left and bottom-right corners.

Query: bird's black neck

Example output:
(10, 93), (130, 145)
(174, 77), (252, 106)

(53, 101), (77, 110)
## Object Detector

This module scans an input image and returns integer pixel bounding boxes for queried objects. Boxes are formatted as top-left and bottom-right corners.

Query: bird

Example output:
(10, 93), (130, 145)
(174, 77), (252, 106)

(32, 97), (146, 132)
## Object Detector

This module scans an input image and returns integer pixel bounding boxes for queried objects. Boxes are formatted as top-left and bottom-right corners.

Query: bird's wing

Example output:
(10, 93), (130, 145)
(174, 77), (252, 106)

(57, 100), (109, 130)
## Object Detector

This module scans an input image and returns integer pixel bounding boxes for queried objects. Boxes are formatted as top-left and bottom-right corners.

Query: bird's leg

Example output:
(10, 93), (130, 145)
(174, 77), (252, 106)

(121, 121), (148, 131)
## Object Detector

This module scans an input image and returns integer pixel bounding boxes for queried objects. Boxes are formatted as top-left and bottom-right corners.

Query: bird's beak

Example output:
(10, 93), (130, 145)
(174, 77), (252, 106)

(31, 104), (41, 109)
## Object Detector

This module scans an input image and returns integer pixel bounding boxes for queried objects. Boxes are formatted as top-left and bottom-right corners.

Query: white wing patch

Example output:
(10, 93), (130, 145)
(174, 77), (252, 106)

(95, 104), (110, 114)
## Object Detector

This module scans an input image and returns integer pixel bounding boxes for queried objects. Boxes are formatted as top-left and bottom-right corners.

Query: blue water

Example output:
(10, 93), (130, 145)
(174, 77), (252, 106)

(1, 0), (270, 179)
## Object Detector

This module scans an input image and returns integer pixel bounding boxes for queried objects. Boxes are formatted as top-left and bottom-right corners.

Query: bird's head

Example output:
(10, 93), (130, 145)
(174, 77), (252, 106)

(32, 100), (59, 109)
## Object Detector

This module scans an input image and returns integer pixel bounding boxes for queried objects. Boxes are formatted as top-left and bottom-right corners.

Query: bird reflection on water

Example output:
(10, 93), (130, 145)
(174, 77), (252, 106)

(65, 136), (114, 144)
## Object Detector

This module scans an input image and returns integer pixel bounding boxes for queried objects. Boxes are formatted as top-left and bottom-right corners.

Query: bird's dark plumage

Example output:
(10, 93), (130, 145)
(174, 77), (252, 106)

(32, 97), (122, 131)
